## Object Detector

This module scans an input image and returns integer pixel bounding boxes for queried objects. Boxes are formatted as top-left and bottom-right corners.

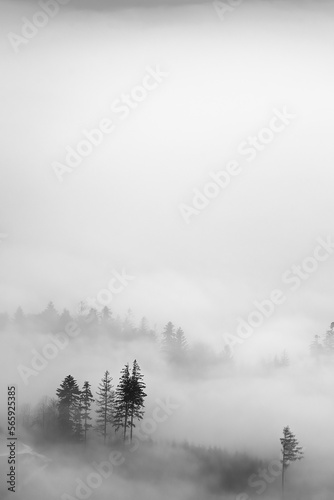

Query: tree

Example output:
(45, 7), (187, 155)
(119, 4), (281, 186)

(40, 301), (59, 330)
(81, 382), (94, 444)
(129, 360), (147, 441)
(161, 322), (176, 356)
(175, 328), (188, 357)
(113, 363), (132, 441)
(13, 307), (25, 327)
(56, 375), (80, 438)
(323, 322), (334, 354)
(95, 371), (114, 444)
(101, 306), (112, 325)
(58, 309), (72, 330)
(310, 334), (323, 359)
(280, 426), (304, 499)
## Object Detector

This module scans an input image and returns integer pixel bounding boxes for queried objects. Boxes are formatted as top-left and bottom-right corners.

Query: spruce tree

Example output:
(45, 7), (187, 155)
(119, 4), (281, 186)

(129, 359), (147, 441)
(81, 381), (94, 444)
(175, 327), (188, 358)
(161, 322), (176, 356)
(113, 363), (132, 441)
(280, 426), (304, 499)
(56, 375), (80, 438)
(95, 371), (114, 444)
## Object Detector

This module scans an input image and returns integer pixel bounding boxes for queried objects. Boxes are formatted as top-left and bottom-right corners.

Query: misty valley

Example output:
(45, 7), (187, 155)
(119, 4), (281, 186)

(0, 303), (333, 500)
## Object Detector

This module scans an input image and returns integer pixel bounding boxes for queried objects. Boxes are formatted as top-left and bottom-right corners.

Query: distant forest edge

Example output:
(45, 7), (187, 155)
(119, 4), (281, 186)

(2, 302), (334, 370)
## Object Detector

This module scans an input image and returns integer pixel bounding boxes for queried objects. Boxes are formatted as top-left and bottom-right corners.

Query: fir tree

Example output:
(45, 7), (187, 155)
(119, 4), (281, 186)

(56, 375), (80, 438)
(81, 381), (94, 444)
(95, 371), (114, 444)
(129, 359), (147, 441)
(113, 363), (132, 441)
(161, 322), (176, 355)
(280, 426), (304, 499)
(175, 327), (188, 357)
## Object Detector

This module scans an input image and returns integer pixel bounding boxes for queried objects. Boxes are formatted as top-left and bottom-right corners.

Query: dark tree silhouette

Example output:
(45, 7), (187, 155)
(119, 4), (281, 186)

(113, 363), (132, 441)
(95, 371), (114, 444)
(56, 375), (80, 438)
(81, 381), (94, 444)
(129, 359), (147, 441)
(280, 426), (304, 499)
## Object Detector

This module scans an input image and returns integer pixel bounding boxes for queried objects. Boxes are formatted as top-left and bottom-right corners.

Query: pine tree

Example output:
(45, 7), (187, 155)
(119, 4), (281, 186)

(81, 381), (94, 444)
(129, 360), (147, 441)
(323, 322), (334, 354)
(175, 328), (188, 357)
(280, 426), (304, 499)
(56, 375), (80, 438)
(310, 334), (323, 359)
(58, 309), (72, 330)
(161, 322), (176, 355)
(40, 301), (59, 330)
(113, 363), (132, 441)
(101, 306), (112, 325)
(73, 395), (83, 442)
(95, 371), (114, 444)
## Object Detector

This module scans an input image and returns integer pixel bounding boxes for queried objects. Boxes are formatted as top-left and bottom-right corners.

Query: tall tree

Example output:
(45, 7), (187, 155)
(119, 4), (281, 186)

(113, 363), (132, 441)
(175, 327), (188, 358)
(40, 301), (59, 330)
(56, 375), (80, 438)
(129, 360), (147, 441)
(95, 371), (114, 444)
(81, 381), (94, 444)
(280, 426), (304, 499)
(161, 322), (176, 355)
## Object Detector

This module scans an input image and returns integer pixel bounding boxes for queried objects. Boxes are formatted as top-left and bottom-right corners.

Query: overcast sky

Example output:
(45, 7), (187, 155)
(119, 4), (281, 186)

(1, 0), (334, 355)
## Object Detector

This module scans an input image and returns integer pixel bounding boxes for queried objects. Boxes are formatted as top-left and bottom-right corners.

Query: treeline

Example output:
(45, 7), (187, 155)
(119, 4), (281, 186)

(310, 322), (334, 359)
(2, 302), (237, 372)
(20, 360), (146, 445)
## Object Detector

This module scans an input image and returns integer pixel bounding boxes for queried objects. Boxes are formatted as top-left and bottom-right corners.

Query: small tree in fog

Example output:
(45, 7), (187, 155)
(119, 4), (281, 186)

(129, 359), (147, 441)
(323, 322), (334, 354)
(95, 371), (114, 444)
(175, 328), (188, 354)
(113, 363), (132, 441)
(56, 375), (80, 438)
(81, 381), (94, 444)
(280, 426), (304, 499)
(161, 322), (176, 355)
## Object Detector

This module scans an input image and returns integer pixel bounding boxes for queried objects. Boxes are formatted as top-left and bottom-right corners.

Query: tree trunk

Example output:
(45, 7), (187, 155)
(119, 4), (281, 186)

(281, 462), (285, 500)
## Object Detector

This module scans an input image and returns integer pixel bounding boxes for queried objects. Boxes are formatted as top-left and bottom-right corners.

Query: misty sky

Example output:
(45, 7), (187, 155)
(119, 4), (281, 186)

(1, 0), (334, 356)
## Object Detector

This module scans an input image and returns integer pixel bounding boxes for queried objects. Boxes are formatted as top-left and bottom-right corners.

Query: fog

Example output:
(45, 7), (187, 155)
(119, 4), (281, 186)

(1, 0), (334, 498)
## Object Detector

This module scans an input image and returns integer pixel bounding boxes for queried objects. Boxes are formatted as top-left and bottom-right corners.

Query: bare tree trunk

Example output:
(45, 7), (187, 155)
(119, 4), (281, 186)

(281, 462), (285, 500)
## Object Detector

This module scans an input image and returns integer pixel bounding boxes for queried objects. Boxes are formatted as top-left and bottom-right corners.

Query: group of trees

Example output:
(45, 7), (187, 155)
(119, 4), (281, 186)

(161, 321), (188, 360)
(55, 360), (146, 444)
(310, 322), (334, 359)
